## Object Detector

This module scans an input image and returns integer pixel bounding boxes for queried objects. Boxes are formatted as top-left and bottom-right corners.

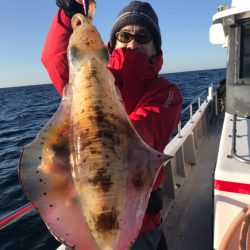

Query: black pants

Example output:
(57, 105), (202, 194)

(131, 188), (168, 250)
(157, 232), (168, 250)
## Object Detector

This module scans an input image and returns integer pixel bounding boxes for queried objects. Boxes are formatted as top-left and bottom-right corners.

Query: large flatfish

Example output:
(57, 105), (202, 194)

(19, 2), (171, 249)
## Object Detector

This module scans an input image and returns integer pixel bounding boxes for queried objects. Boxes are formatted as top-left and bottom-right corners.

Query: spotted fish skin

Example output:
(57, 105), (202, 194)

(19, 2), (171, 250)
(68, 14), (129, 248)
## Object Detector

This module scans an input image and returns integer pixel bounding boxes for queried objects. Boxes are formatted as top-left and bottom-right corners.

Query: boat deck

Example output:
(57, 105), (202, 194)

(162, 112), (224, 250)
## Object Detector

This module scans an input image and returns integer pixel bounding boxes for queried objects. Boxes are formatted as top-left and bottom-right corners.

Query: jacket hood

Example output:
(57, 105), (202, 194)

(107, 47), (163, 113)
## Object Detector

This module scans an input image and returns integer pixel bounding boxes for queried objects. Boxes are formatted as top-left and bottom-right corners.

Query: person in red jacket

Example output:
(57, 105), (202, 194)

(42, 1), (182, 249)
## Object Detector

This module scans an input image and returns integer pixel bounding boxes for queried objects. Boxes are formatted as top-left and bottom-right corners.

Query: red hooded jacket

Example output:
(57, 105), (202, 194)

(41, 9), (182, 234)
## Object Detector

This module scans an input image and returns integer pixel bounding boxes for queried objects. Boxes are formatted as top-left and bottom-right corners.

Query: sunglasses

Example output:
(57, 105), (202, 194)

(115, 31), (152, 44)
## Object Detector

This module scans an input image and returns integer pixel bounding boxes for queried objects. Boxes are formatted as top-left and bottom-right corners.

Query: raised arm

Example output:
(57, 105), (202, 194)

(41, 0), (86, 95)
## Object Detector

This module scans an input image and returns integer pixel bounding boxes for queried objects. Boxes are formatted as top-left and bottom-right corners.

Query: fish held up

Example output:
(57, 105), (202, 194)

(19, 2), (172, 250)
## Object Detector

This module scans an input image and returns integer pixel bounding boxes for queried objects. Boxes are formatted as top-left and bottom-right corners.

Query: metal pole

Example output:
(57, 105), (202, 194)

(198, 96), (201, 112)
(208, 84), (213, 101)
(178, 121), (182, 138)
(214, 90), (218, 116)
(190, 104), (193, 123)
(0, 203), (34, 230)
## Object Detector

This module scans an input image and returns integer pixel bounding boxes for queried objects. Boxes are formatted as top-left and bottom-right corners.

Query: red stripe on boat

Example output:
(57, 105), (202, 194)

(214, 179), (250, 195)
(0, 203), (34, 229)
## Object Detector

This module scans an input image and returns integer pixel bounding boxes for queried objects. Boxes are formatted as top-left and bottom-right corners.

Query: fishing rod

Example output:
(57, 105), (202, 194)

(0, 203), (34, 230)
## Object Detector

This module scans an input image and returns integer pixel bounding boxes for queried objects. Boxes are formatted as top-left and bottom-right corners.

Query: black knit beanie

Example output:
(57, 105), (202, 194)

(110, 1), (162, 54)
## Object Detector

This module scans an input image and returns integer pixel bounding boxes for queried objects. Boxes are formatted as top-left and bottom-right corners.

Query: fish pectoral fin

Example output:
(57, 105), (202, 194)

(18, 80), (75, 207)
(128, 144), (171, 190)
(19, 85), (100, 249)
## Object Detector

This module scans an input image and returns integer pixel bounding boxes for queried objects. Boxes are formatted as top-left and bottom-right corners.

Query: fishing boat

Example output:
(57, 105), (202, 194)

(1, 1), (249, 250)
(161, 0), (250, 249)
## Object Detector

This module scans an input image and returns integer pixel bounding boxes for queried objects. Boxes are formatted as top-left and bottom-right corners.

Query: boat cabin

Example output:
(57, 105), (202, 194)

(210, 0), (250, 117)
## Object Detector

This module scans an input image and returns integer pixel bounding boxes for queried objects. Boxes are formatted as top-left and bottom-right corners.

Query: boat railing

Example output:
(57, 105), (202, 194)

(162, 84), (220, 217)
(177, 89), (211, 138)
(230, 113), (250, 163)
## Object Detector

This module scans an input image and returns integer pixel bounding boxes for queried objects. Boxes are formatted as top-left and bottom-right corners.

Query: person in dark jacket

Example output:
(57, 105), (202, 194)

(42, 1), (182, 249)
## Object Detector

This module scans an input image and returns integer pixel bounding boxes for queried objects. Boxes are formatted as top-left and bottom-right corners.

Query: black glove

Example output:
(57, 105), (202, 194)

(56, 0), (83, 17)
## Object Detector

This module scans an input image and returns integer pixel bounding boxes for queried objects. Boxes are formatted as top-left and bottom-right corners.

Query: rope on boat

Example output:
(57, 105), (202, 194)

(219, 204), (250, 250)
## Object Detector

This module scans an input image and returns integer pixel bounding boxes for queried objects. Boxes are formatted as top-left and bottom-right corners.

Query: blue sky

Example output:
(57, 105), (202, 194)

(0, 0), (230, 88)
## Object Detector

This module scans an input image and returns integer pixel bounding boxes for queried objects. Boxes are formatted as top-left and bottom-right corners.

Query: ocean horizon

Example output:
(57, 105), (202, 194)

(0, 68), (226, 89)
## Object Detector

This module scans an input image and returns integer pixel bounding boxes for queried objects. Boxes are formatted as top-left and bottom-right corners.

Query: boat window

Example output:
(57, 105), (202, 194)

(240, 19), (250, 78)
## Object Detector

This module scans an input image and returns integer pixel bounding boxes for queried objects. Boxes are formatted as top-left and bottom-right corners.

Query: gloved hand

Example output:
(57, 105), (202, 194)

(56, 0), (85, 17)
